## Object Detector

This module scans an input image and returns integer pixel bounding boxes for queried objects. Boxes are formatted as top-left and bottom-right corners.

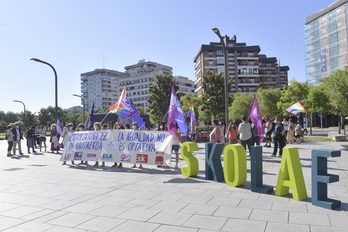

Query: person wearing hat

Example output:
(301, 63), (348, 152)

(263, 117), (272, 147)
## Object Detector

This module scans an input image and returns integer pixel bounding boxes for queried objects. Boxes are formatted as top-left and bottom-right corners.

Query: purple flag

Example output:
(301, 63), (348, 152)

(56, 119), (63, 135)
(167, 84), (187, 135)
(249, 96), (264, 141)
(86, 102), (94, 131)
(127, 99), (145, 129)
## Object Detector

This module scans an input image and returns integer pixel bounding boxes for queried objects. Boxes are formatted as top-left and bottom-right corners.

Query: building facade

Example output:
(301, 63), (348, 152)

(81, 69), (126, 112)
(305, 0), (348, 85)
(81, 60), (195, 111)
(194, 35), (289, 95)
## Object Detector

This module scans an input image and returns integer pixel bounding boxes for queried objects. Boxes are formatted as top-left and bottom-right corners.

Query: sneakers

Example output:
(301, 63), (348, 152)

(33, 150), (37, 153)
(270, 154), (276, 157)
(118, 163), (123, 168)
(174, 165), (179, 169)
(157, 165), (163, 168)
(62, 162), (66, 165)
(111, 163), (117, 168)
(131, 164), (137, 168)
(278, 155), (282, 158)
(138, 164), (143, 169)
(101, 162), (105, 167)
(28, 151), (31, 154)
(93, 162), (99, 167)
(19, 152), (23, 155)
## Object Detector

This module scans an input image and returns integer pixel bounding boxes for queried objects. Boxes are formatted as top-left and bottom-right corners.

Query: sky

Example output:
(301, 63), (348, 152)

(0, 0), (336, 114)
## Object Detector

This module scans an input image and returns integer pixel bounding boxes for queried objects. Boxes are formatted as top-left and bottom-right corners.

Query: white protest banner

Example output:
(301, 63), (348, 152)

(60, 130), (172, 166)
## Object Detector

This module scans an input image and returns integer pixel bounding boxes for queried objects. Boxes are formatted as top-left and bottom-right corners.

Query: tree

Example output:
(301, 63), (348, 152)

(229, 93), (254, 121)
(305, 85), (332, 132)
(277, 79), (311, 117)
(201, 70), (233, 120)
(66, 109), (82, 127)
(257, 88), (282, 118)
(21, 110), (37, 127)
(148, 74), (182, 124)
(38, 108), (51, 127)
(321, 66), (348, 131)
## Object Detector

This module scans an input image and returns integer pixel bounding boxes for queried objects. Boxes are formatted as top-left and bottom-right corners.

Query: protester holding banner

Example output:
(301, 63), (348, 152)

(50, 124), (60, 153)
(155, 121), (167, 167)
(76, 123), (88, 165)
(62, 123), (75, 165)
(93, 122), (104, 167)
(131, 122), (143, 169)
(111, 122), (124, 168)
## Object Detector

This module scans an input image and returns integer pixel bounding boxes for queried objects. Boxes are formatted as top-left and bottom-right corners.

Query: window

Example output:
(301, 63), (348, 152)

(217, 59), (224, 65)
(208, 60), (213, 65)
(217, 50), (224, 57)
(208, 52), (213, 57)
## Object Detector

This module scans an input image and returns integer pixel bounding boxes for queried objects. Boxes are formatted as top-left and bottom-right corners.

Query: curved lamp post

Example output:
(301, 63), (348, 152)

(212, 28), (229, 129)
(30, 58), (58, 121)
(13, 100), (26, 112)
(73, 94), (85, 123)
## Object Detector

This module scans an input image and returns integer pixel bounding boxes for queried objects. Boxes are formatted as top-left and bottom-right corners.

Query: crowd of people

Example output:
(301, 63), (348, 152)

(209, 115), (307, 158)
(5, 120), (182, 169)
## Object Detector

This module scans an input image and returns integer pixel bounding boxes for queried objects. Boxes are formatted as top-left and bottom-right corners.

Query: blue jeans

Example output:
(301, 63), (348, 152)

(27, 138), (35, 152)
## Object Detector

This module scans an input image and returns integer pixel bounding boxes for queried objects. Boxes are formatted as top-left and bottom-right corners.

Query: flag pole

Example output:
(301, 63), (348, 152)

(100, 112), (110, 124)
(271, 110), (287, 120)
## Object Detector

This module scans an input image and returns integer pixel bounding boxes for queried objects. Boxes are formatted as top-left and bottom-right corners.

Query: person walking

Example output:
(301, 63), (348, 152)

(238, 116), (253, 154)
(6, 125), (15, 157)
(26, 126), (37, 154)
(271, 118), (285, 157)
(12, 123), (23, 155)
(227, 120), (238, 144)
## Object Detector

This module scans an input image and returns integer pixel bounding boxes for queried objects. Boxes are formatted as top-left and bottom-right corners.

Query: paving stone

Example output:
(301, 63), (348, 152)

(289, 212), (331, 226)
(75, 216), (125, 231)
(238, 199), (273, 210)
(46, 212), (95, 227)
(220, 218), (267, 232)
(265, 221), (310, 232)
(110, 220), (160, 232)
(249, 209), (288, 223)
(87, 205), (130, 217)
(179, 203), (219, 215)
(183, 215), (228, 230)
(148, 211), (193, 226)
(116, 208), (160, 221)
(148, 201), (188, 213)
(213, 206), (252, 219)
(154, 224), (198, 232)
(2, 221), (54, 232)
(0, 215), (26, 231)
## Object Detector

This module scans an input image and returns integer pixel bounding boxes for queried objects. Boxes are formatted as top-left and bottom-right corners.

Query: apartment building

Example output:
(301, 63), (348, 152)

(194, 35), (289, 95)
(305, 0), (348, 85)
(81, 60), (195, 111)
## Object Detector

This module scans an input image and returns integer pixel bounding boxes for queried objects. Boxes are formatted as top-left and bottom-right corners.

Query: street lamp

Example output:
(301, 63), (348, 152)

(73, 94), (85, 123)
(212, 27), (229, 129)
(30, 58), (58, 121)
(13, 100), (26, 112)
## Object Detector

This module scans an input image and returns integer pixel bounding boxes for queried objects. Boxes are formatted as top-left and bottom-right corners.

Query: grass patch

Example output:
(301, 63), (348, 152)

(303, 136), (333, 142)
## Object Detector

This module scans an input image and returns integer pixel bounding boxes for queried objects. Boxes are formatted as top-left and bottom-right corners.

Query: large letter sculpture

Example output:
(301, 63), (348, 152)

(275, 147), (308, 200)
(181, 142), (199, 177)
(250, 146), (273, 194)
(223, 144), (246, 187)
(205, 143), (224, 182)
(312, 149), (341, 209)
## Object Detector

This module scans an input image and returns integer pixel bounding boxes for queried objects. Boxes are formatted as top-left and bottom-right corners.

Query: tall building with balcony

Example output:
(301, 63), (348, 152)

(305, 0), (348, 85)
(81, 60), (195, 111)
(194, 35), (289, 95)
(81, 69), (126, 111)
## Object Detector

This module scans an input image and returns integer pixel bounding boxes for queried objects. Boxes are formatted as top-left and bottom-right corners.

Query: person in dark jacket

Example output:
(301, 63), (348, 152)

(26, 126), (37, 154)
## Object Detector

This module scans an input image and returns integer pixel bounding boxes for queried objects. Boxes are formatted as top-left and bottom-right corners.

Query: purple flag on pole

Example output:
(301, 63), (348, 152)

(249, 96), (264, 141)
(127, 99), (145, 129)
(56, 119), (63, 135)
(167, 84), (187, 135)
(86, 102), (95, 131)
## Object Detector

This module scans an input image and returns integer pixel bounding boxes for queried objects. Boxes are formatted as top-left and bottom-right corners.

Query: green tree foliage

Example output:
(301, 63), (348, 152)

(66, 109), (83, 127)
(277, 79), (311, 117)
(229, 93), (254, 121)
(201, 70), (233, 120)
(148, 74), (182, 124)
(305, 85), (332, 114)
(321, 67), (348, 115)
(180, 94), (201, 123)
(38, 108), (51, 127)
(21, 110), (37, 127)
(257, 88), (282, 118)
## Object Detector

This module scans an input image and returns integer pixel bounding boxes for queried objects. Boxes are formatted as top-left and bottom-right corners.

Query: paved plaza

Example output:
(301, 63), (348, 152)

(0, 133), (348, 231)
